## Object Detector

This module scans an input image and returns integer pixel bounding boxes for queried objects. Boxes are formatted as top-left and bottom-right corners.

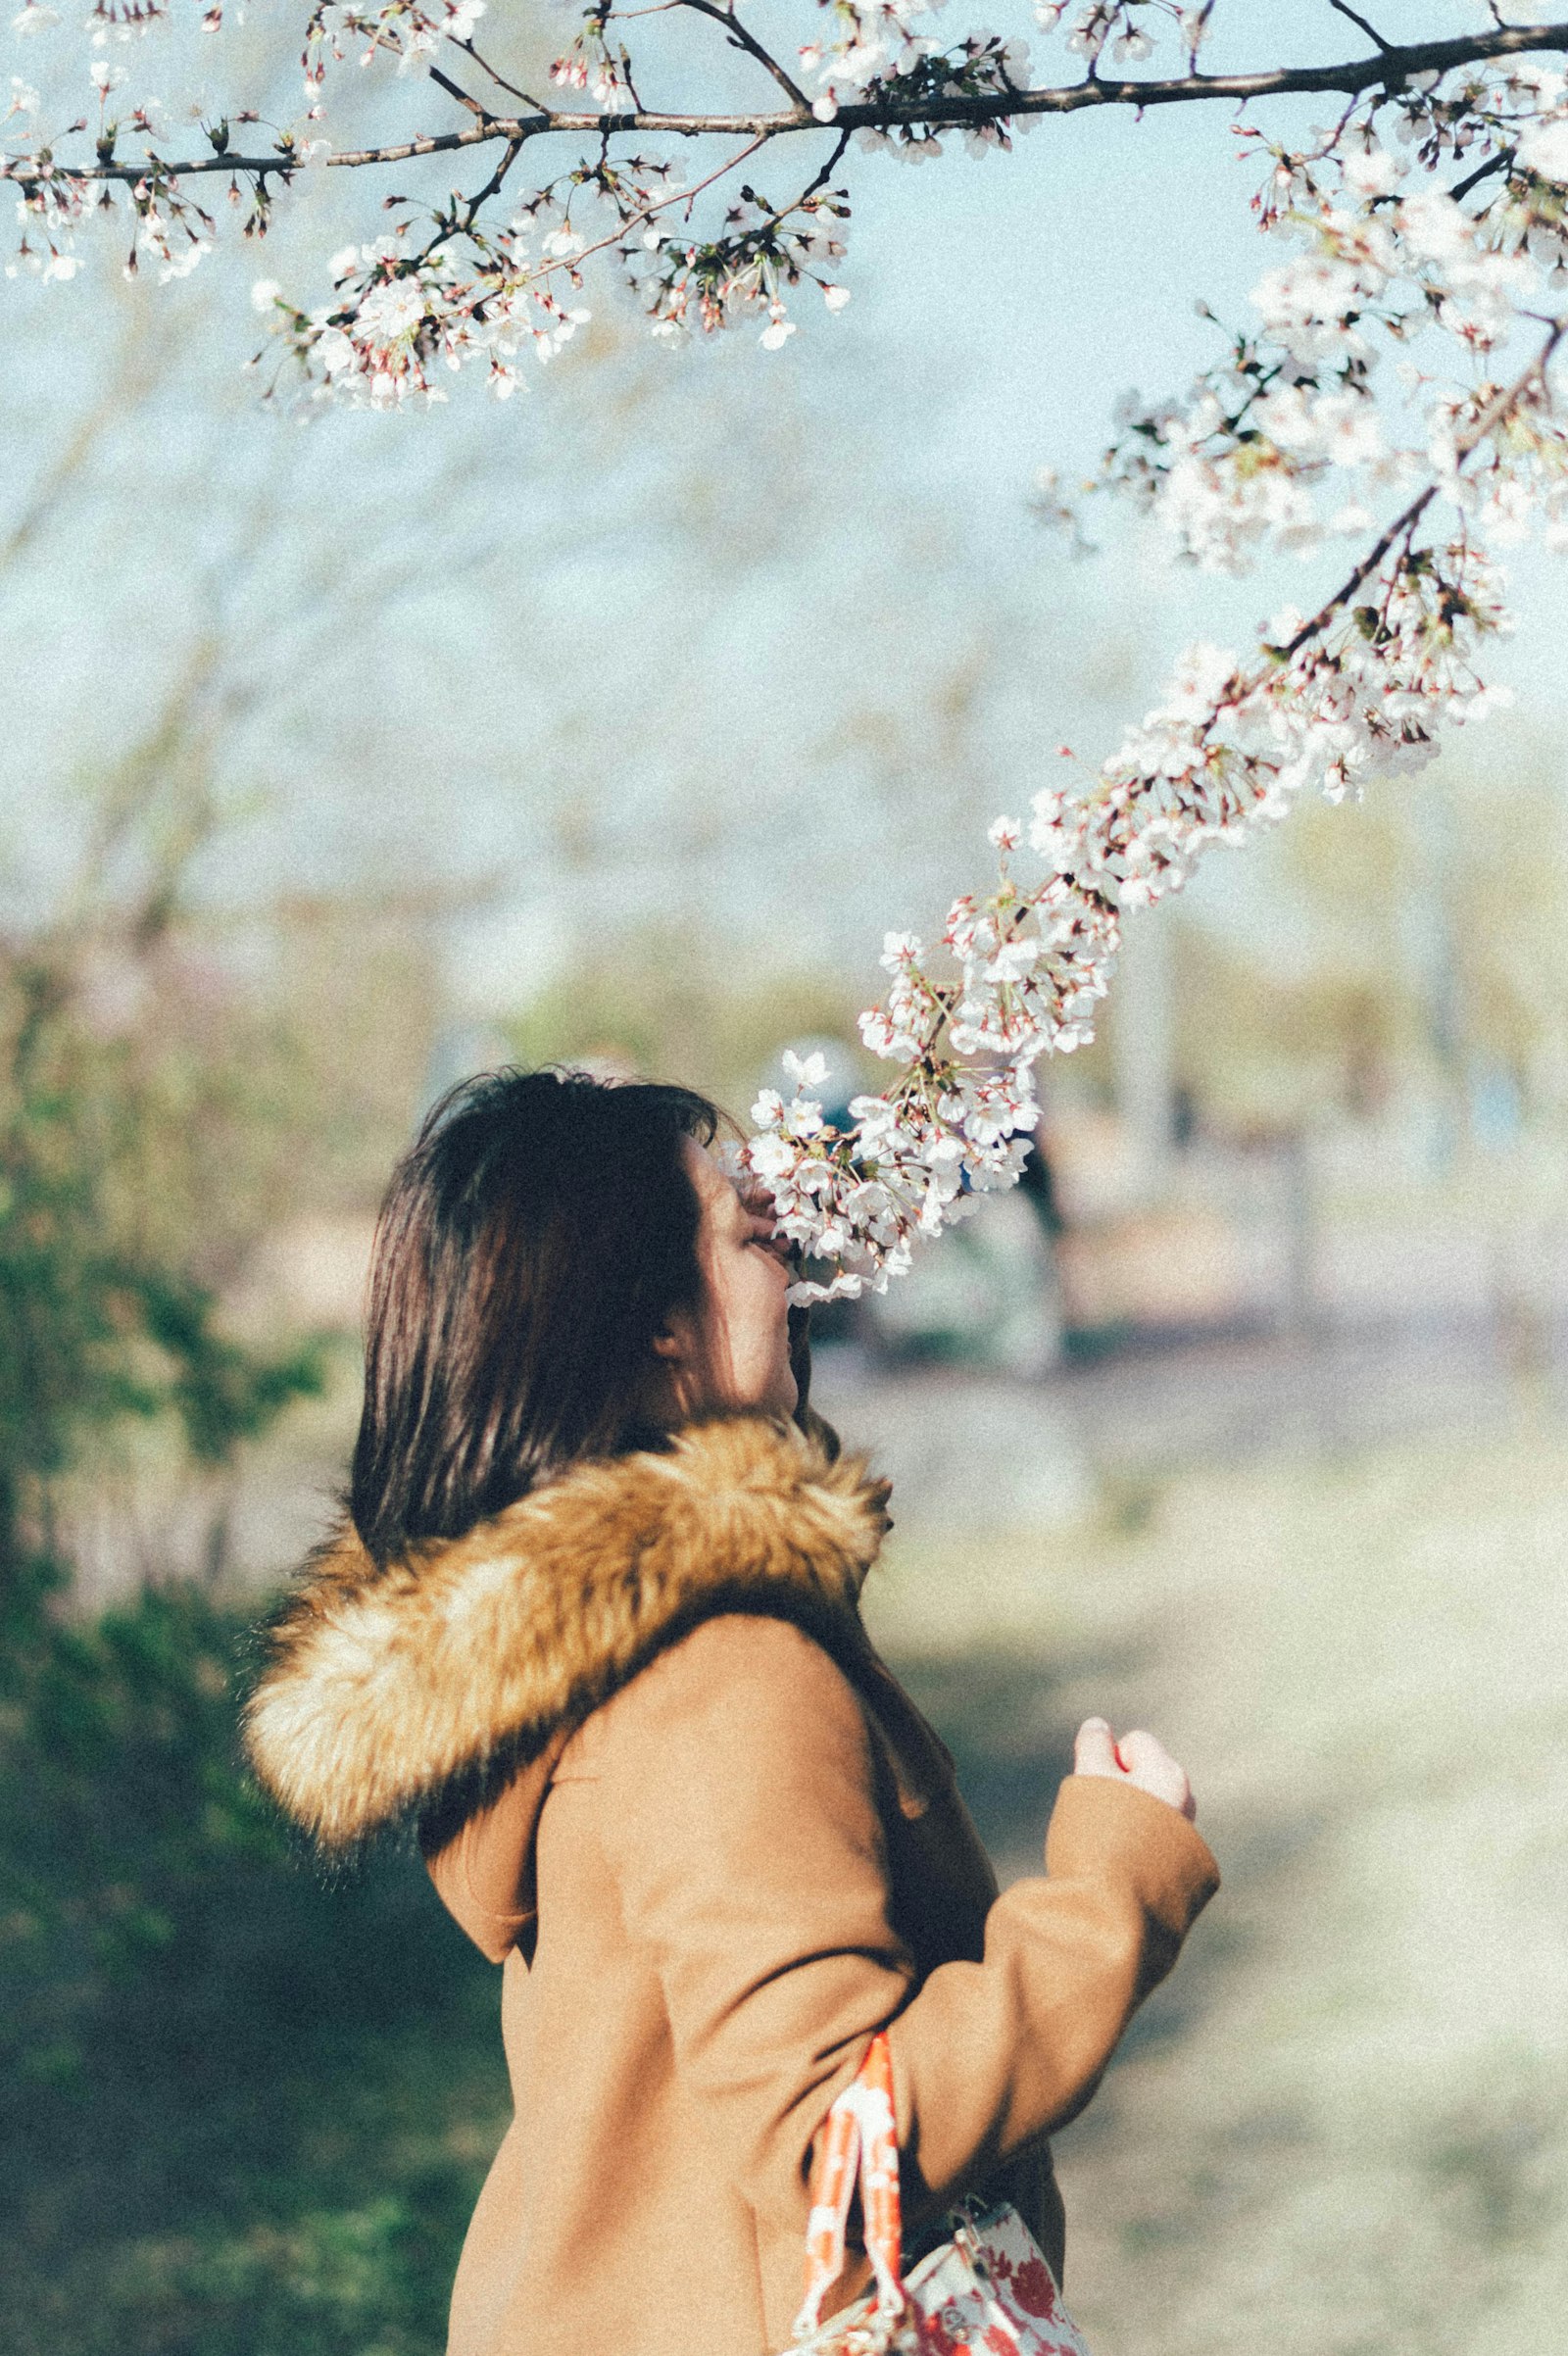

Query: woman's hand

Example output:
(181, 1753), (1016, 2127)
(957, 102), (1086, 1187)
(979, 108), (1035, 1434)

(1074, 1717), (1197, 1822)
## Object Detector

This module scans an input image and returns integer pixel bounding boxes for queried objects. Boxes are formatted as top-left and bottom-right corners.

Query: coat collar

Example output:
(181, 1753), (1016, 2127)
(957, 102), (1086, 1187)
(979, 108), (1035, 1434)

(243, 1414), (891, 1856)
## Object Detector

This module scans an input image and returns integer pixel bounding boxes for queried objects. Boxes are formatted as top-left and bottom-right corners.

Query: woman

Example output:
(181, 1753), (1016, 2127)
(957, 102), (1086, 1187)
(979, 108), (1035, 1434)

(245, 1067), (1218, 2356)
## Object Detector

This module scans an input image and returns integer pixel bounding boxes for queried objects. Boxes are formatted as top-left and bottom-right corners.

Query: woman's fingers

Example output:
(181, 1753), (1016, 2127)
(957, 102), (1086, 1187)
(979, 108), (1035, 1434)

(1117, 1729), (1197, 1821)
(1073, 1716), (1120, 1778)
(1072, 1718), (1197, 1822)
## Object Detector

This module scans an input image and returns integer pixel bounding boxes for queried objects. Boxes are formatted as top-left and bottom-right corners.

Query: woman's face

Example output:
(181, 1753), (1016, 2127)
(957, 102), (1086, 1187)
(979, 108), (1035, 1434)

(653, 1140), (798, 1422)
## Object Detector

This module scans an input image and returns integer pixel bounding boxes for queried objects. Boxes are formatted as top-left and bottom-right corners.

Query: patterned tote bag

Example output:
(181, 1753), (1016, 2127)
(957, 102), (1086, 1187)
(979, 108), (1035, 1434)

(785, 2033), (1094, 2356)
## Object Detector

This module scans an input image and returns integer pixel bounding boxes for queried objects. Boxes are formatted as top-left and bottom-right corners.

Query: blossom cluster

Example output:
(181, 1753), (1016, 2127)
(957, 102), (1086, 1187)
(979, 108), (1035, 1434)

(1073, 92), (1568, 578)
(636, 179), (850, 344)
(256, 225), (593, 404)
(247, 146), (855, 400)
(303, 0), (487, 85)
(798, 0), (951, 123)
(745, 523), (1518, 1301)
(1033, 2), (1210, 71)
(737, 52), (1568, 1296)
(848, 36), (1036, 160)
(550, 11), (638, 114)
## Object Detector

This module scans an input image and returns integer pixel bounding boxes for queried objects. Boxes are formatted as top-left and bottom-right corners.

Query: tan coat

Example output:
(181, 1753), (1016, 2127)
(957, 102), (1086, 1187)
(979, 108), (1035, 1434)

(246, 1416), (1219, 2356)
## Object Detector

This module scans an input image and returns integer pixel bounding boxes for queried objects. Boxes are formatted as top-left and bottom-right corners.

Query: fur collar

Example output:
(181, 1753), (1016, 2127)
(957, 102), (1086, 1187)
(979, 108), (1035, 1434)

(243, 1414), (889, 1855)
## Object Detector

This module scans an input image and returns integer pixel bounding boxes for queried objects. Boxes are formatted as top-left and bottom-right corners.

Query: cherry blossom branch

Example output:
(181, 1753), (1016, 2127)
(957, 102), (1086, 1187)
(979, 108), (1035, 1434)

(743, 234), (1568, 1298)
(1278, 321), (1566, 664)
(10, 19), (1568, 190)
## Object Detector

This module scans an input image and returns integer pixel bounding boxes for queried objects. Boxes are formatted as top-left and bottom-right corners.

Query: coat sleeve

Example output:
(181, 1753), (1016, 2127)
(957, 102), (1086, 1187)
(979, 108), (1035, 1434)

(593, 1611), (1219, 2233)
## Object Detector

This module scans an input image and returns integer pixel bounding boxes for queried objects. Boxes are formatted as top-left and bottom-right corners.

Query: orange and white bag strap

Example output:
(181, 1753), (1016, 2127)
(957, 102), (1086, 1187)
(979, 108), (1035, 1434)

(794, 2031), (906, 2342)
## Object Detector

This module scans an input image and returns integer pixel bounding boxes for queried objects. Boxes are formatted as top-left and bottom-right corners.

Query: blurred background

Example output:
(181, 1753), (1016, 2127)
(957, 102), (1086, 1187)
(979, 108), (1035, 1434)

(5, 5), (1568, 2350)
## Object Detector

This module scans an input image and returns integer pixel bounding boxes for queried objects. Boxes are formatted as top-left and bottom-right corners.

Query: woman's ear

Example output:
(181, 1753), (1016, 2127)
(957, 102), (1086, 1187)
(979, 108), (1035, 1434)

(652, 1302), (701, 1365)
(648, 1307), (708, 1425)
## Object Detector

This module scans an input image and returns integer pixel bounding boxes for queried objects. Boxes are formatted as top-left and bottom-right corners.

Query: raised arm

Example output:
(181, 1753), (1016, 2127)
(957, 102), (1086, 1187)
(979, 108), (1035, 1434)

(594, 1611), (1219, 2234)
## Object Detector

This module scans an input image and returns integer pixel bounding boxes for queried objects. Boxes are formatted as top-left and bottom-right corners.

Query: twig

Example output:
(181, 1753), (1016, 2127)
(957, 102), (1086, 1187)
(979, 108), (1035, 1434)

(455, 35), (548, 113)
(675, 0), (812, 112)
(1326, 0), (1393, 56)
(1452, 146), (1513, 202)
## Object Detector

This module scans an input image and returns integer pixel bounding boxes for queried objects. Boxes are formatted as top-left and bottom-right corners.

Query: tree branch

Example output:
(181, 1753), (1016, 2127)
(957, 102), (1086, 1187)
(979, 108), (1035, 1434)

(9, 17), (1568, 188)
(1280, 318), (1567, 663)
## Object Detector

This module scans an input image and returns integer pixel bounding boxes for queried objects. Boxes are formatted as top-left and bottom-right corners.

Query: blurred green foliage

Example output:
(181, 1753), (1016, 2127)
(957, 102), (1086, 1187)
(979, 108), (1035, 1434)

(0, 1572), (507, 2356)
(0, 952), (322, 1550)
(0, 934), (507, 2353)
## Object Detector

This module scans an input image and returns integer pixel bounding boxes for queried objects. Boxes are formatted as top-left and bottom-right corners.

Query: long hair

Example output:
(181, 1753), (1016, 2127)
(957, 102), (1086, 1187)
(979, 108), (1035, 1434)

(349, 1067), (720, 1565)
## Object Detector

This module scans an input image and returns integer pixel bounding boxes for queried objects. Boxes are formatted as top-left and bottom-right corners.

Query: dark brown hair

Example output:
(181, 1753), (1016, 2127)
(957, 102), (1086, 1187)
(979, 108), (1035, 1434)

(350, 1066), (720, 1565)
